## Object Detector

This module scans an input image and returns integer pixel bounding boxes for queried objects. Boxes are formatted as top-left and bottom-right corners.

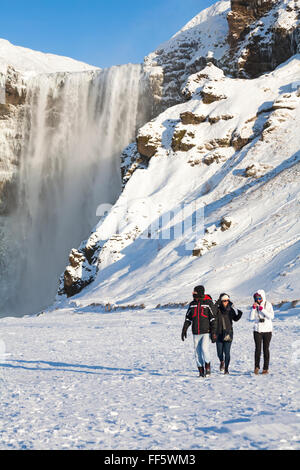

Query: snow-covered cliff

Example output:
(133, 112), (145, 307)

(57, 0), (300, 309)
(145, 0), (300, 113)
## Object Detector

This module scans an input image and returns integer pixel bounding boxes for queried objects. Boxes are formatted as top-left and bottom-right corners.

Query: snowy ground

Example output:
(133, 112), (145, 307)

(0, 304), (299, 450)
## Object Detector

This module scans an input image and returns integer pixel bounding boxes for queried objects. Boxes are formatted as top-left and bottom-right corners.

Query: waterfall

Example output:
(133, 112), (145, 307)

(1, 64), (150, 316)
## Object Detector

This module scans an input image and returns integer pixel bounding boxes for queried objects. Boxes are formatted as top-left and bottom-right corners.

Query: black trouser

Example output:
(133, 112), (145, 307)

(216, 335), (232, 371)
(254, 331), (272, 370)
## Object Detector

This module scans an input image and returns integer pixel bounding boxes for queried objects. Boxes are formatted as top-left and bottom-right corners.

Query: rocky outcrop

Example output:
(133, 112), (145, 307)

(3, 66), (26, 107)
(143, 0), (300, 115)
(136, 128), (162, 158)
(172, 128), (196, 152)
(143, 1), (230, 113)
(193, 216), (233, 257)
(180, 111), (206, 125)
(0, 66), (26, 215)
(59, 241), (100, 298)
(136, 119), (170, 158)
(120, 143), (149, 188)
(227, 0), (300, 77)
(244, 162), (273, 178)
(228, 0), (276, 47)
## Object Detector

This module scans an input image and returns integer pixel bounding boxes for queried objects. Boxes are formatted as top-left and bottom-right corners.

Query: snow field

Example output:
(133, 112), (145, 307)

(0, 305), (299, 450)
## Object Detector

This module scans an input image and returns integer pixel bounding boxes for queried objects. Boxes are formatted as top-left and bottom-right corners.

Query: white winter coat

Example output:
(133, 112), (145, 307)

(249, 289), (274, 333)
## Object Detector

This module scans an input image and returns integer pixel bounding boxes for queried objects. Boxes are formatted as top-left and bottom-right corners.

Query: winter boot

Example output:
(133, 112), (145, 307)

(262, 369), (269, 375)
(198, 367), (206, 378)
(205, 362), (211, 376)
(224, 368), (229, 375)
(220, 361), (225, 372)
(254, 367), (260, 375)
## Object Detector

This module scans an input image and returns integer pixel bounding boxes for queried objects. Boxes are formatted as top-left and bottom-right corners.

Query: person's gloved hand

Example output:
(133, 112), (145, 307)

(181, 321), (190, 342)
(258, 306), (263, 311)
(211, 333), (217, 344)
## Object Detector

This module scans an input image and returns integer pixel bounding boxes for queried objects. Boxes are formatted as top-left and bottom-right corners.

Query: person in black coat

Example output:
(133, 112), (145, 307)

(214, 293), (243, 375)
(181, 285), (217, 377)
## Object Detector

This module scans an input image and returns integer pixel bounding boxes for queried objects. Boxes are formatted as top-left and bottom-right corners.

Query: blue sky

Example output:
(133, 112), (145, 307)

(0, 0), (216, 68)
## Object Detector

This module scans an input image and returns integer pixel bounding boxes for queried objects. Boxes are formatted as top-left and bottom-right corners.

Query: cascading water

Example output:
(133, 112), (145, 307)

(1, 64), (151, 316)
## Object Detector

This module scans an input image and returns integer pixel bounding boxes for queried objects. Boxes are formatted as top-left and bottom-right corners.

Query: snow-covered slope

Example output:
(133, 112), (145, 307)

(58, 54), (300, 309)
(0, 38), (99, 74)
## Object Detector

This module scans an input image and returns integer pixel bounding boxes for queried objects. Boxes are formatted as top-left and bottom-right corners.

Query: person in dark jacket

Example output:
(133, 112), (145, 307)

(181, 285), (216, 377)
(214, 293), (243, 375)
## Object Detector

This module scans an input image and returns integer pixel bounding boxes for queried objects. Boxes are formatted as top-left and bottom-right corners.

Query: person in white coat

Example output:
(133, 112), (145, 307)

(249, 289), (274, 375)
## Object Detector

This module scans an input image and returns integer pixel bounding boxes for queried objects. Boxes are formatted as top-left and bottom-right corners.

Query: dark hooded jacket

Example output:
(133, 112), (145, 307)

(184, 294), (217, 335)
(215, 296), (243, 338)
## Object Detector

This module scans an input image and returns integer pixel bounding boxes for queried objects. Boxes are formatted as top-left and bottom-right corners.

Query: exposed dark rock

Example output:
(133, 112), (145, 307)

(137, 133), (160, 158)
(227, 0), (300, 77)
(4, 66), (26, 107)
(60, 248), (98, 298)
(120, 143), (149, 187)
(172, 128), (195, 152)
(180, 111), (206, 125)
(221, 216), (232, 231)
(228, 0), (276, 47)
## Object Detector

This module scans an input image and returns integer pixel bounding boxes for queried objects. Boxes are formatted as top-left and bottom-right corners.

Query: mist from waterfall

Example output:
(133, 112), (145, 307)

(1, 64), (150, 316)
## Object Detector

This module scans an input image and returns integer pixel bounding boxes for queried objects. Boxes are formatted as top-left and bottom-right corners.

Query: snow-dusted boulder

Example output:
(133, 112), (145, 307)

(245, 163), (273, 178)
(136, 122), (164, 158)
(59, 248), (98, 298)
(180, 111), (206, 125)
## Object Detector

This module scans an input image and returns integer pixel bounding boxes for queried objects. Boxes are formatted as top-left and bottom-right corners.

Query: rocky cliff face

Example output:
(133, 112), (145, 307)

(228, 0), (276, 48)
(227, 0), (300, 77)
(143, 1), (231, 114)
(123, 0), (300, 182)
(0, 66), (26, 215)
(143, 0), (300, 116)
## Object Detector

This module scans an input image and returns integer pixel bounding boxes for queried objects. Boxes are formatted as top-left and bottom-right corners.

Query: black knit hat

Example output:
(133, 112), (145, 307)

(194, 285), (205, 297)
